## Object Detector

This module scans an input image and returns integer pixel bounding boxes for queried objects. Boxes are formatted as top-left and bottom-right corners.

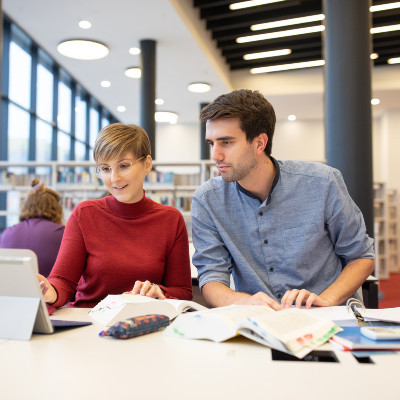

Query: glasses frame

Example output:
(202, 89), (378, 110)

(95, 155), (147, 179)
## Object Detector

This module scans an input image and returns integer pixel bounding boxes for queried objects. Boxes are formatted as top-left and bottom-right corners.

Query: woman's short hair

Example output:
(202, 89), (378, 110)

(93, 123), (151, 162)
(20, 179), (64, 225)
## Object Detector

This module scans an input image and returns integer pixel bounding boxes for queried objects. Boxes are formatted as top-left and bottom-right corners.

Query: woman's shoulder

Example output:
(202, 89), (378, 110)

(148, 199), (184, 218)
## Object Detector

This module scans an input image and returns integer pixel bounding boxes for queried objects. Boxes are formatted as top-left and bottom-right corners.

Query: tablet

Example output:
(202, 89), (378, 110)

(0, 248), (91, 340)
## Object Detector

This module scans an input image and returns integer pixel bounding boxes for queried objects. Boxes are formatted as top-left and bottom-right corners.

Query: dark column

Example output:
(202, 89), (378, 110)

(323, 0), (374, 236)
(140, 39), (156, 159)
(200, 102), (210, 160)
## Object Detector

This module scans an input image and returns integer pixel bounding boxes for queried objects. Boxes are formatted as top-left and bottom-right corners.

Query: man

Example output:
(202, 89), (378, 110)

(191, 89), (374, 311)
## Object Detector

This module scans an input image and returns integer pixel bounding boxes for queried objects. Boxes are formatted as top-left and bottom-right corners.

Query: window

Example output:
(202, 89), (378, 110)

(37, 63), (54, 122)
(9, 41), (31, 109)
(90, 107), (100, 149)
(75, 94), (87, 142)
(0, 16), (119, 231)
(75, 141), (86, 162)
(8, 103), (30, 162)
(102, 116), (110, 129)
(58, 81), (72, 133)
(36, 119), (52, 161)
(58, 131), (71, 161)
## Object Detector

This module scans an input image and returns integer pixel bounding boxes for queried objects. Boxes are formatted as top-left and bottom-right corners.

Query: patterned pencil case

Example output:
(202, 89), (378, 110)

(99, 314), (170, 339)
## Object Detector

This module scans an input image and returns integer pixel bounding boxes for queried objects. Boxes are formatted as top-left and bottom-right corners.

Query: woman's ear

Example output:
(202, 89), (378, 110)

(144, 155), (153, 173)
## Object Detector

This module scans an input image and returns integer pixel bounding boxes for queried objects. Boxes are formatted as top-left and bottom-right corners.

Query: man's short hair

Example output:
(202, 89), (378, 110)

(200, 89), (276, 156)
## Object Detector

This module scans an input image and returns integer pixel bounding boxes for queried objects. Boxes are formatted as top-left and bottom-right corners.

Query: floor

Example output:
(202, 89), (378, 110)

(378, 272), (400, 308)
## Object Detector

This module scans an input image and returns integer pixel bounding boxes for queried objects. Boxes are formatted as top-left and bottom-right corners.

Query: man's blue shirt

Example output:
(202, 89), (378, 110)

(191, 158), (374, 302)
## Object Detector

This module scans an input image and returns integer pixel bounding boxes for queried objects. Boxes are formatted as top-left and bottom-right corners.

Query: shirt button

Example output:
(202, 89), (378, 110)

(269, 267), (274, 272)
(258, 211), (263, 216)
(263, 239), (268, 244)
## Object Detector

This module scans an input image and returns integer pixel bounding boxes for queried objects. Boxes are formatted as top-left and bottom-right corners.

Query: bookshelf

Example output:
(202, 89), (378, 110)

(373, 182), (400, 280)
(0, 160), (216, 239)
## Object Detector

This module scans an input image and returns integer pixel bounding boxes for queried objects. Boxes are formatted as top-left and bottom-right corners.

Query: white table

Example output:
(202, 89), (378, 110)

(1, 307), (399, 400)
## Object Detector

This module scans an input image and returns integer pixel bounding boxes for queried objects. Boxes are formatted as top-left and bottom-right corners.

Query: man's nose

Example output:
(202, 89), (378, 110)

(211, 144), (223, 162)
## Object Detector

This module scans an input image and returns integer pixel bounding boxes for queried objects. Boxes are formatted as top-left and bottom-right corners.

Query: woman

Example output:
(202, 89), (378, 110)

(39, 123), (192, 309)
(0, 179), (65, 277)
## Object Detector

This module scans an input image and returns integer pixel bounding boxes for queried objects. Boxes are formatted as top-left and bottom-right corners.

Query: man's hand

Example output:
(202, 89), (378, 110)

(233, 291), (283, 310)
(281, 289), (330, 309)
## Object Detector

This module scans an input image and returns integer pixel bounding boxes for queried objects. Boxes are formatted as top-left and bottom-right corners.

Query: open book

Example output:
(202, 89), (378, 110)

(89, 294), (207, 326)
(165, 305), (341, 359)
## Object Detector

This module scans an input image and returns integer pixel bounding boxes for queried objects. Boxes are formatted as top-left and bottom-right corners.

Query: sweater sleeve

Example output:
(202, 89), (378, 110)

(158, 213), (192, 300)
(47, 209), (88, 308)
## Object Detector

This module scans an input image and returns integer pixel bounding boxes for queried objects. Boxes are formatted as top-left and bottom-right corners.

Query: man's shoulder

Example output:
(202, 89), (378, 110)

(278, 160), (337, 180)
(194, 176), (227, 198)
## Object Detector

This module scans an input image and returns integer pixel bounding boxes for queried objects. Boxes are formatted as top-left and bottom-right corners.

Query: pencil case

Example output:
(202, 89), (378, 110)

(99, 314), (170, 339)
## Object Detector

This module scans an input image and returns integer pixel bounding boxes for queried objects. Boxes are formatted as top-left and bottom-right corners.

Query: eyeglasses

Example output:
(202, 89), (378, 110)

(95, 156), (146, 179)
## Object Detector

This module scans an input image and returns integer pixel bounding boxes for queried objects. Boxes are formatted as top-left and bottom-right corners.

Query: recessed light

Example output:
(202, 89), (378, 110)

(57, 40), (109, 60)
(78, 20), (92, 30)
(155, 111), (178, 124)
(251, 60), (325, 74)
(370, 2), (400, 12)
(188, 83), (211, 93)
(388, 57), (400, 64)
(101, 80), (111, 88)
(155, 99), (164, 105)
(129, 47), (141, 55)
(251, 14), (325, 31)
(371, 24), (400, 34)
(371, 98), (380, 105)
(370, 53), (379, 60)
(244, 49), (291, 60)
(124, 67), (141, 79)
(288, 115), (296, 121)
(229, 0), (285, 10)
(117, 106), (126, 112)
(237, 25), (324, 43)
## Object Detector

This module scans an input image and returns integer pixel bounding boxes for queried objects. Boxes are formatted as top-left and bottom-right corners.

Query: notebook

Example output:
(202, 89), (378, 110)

(0, 248), (91, 340)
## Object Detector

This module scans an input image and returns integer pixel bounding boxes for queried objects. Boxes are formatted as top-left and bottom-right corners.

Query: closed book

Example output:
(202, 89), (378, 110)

(330, 326), (400, 351)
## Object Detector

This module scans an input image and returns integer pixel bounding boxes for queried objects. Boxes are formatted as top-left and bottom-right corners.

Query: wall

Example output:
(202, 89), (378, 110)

(156, 110), (399, 194)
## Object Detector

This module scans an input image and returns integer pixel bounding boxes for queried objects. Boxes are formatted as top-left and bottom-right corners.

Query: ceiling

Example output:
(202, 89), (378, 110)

(2, 0), (400, 125)
(193, 0), (400, 70)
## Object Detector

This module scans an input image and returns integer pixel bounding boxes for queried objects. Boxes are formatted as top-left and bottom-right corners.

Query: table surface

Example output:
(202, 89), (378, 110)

(1, 307), (399, 400)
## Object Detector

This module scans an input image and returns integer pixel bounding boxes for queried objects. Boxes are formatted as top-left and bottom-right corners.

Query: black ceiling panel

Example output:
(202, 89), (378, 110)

(193, 0), (400, 72)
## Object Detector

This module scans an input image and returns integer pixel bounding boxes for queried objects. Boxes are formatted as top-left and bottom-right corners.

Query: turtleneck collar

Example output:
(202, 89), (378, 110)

(105, 192), (153, 219)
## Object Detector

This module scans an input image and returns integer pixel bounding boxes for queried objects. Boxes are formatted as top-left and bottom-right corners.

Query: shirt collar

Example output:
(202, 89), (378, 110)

(237, 156), (280, 204)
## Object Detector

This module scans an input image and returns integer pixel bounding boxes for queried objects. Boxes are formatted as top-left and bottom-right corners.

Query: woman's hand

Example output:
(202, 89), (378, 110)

(281, 289), (330, 309)
(38, 274), (58, 304)
(125, 280), (166, 299)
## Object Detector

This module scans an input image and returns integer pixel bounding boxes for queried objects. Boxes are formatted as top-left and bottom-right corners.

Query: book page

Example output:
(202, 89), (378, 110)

(166, 305), (274, 342)
(245, 309), (341, 358)
(302, 306), (357, 322)
(359, 307), (400, 323)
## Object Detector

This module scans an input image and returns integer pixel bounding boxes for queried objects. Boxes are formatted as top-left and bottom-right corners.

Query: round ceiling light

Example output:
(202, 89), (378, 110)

(57, 39), (109, 60)
(129, 47), (141, 55)
(188, 82), (211, 93)
(125, 67), (141, 79)
(155, 111), (178, 124)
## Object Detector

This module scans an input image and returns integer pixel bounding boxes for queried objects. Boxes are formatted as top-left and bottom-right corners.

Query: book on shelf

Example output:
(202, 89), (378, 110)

(88, 294), (207, 326)
(330, 326), (400, 351)
(165, 305), (341, 359)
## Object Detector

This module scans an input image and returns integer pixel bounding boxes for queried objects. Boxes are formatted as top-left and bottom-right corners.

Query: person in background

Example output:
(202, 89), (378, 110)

(192, 89), (374, 310)
(39, 123), (192, 309)
(0, 179), (65, 277)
